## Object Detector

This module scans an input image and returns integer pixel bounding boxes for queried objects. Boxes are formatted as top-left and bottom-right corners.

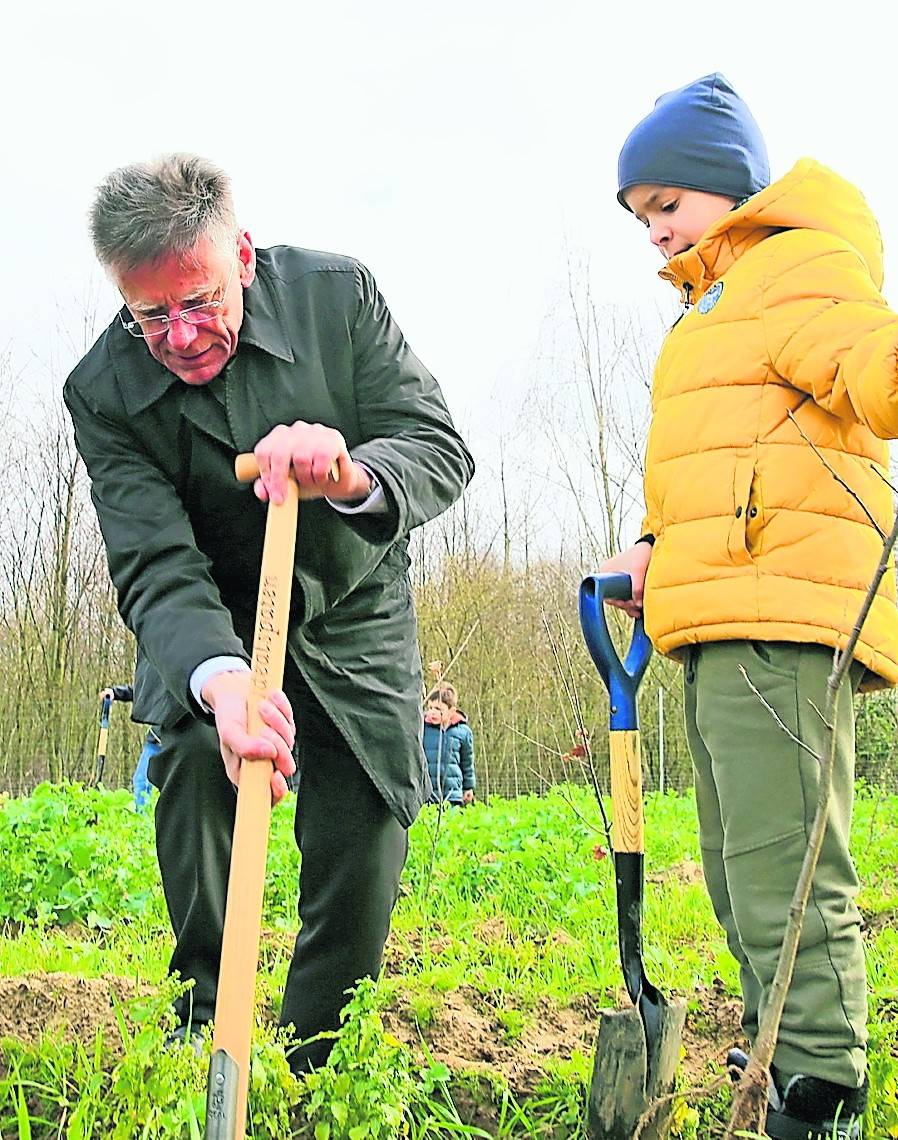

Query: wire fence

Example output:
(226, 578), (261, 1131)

(477, 685), (898, 801)
(3, 681), (897, 803)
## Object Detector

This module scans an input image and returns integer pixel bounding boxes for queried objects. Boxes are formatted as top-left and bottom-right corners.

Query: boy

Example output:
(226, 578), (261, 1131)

(423, 683), (476, 807)
(604, 73), (898, 1139)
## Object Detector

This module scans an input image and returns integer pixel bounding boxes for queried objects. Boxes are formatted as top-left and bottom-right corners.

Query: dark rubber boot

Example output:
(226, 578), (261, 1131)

(727, 1049), (866, 1139)
(767, 1074), (866, 1140)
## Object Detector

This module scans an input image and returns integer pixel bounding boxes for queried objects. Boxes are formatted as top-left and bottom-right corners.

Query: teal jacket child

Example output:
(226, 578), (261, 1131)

(423, 709), (475, 805)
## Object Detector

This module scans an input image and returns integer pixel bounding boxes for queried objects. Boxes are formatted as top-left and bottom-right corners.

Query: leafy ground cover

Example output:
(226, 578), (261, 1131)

(0, 783), (895, 1137)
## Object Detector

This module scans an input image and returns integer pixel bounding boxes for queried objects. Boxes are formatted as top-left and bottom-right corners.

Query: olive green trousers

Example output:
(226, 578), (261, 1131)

(683, 641), (866, 1089)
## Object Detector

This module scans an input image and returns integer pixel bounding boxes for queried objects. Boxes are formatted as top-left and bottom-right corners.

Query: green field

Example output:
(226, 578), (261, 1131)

(0, 783), (895, 1138)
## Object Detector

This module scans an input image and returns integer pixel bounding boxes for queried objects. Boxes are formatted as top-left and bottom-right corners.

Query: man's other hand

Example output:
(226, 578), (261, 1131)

(200, 671), (296, 804)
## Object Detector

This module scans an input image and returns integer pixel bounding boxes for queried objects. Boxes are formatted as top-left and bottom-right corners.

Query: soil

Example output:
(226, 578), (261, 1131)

(0, 968), (745, 1104)
(860, 904), (897, 934)
(387, 980), (744, 1097)
(0, 973), (152, 1058)
(647, 859), (706, 886)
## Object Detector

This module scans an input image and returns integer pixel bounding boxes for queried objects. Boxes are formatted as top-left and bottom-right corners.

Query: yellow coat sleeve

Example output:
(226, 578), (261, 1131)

(761, 232), (898, 438)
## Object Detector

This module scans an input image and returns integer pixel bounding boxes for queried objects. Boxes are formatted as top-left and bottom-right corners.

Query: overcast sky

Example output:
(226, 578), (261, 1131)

(4, 1), (897, 547)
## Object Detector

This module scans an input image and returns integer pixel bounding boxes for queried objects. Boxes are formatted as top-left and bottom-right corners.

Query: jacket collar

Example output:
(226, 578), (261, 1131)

(659, 209), (778, 304)
(238, 259), (295, 364)
(110, 255), (295, 417)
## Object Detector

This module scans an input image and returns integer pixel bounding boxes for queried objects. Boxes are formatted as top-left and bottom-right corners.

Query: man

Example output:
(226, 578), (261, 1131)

(65, 154), (474, 1071)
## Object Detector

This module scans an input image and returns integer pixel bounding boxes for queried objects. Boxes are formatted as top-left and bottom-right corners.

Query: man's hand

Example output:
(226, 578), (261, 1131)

(462, 790), (475, 805)
(252, 421), (373, 505)
(598, 542), (653, 619)
(200, 671), (297, 804)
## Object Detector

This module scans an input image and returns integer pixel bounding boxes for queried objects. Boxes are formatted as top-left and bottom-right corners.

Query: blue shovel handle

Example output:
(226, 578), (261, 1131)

(578, 573), (652, 730)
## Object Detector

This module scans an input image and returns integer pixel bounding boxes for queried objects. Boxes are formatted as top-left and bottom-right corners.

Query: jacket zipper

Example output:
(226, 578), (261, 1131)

(670, 282), (694, 329)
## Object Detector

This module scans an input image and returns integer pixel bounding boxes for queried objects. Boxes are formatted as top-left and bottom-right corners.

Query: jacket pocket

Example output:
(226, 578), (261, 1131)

(745, 469), (765, 557)
(743, 639), (799, 680)
(726, 455), (756, 565)
(132, 653), (192, 729)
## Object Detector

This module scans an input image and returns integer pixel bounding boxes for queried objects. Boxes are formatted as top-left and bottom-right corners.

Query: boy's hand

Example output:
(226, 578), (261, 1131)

(463, 790), (475, 805)
(201, 672), (297, 804)
(598, 541), (653, 619)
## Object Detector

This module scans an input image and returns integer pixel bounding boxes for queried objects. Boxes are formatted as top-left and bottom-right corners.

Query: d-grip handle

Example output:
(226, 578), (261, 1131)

(235, 453), (341, 491)
(578, 573), (652, 732)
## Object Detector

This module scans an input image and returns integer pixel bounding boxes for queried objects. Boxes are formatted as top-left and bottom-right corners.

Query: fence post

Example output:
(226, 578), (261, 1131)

(658, 686), (665, 795)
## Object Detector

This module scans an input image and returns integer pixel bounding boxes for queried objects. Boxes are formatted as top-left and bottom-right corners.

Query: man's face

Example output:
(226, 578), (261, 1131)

(116, 232), (256, 386)
(623, 185), (737, 260)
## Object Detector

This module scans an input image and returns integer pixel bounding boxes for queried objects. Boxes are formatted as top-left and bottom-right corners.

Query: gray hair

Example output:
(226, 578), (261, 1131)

(89, 153), (237, 272)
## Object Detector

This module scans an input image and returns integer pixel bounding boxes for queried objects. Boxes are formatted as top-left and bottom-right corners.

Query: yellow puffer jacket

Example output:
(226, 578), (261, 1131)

(643, 158), (898, 688)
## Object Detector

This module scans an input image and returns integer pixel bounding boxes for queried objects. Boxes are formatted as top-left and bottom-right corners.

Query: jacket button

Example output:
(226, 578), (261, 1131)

(735, 506), (743, 518)
(749, 506), (758, 518)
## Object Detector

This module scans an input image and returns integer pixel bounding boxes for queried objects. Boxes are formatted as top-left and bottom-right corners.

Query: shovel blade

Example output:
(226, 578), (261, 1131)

(205, 1048), (239, 1139)
(614, 851), (673, 1084)
(587, 999), (686, 1140)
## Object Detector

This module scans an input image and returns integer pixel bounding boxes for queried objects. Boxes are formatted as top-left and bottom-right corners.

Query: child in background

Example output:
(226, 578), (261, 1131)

(99, 683), (159, 810)
(133, 727), (160, 810)
(603, 73), (898, 1139)
(423, 683), (476, 807)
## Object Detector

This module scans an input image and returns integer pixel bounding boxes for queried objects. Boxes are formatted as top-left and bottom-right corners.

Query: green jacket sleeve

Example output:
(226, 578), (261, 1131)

(346, 265), (475, 542)
(63, 380), (249, 715)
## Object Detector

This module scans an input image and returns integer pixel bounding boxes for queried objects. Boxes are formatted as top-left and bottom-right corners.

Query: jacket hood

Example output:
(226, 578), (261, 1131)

(423, 709), (468, 728)
(662, 158), (884, 297)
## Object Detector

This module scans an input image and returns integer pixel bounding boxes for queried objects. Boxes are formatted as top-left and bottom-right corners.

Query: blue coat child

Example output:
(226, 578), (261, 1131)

(423, 685), (476, 806)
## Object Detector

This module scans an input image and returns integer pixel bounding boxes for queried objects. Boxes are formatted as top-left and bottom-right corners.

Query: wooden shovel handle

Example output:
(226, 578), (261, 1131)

(609, 730), (644, 854)
(206, 459), (299, 1140)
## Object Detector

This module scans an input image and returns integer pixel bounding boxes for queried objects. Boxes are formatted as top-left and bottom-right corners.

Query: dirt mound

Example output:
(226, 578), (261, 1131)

(384, 988), (599, 1096)
(0, 971), (744, 1098)
(681, 978), (745, 1083)
(384, 980), (743, 1100)
(0, 973), (150, 1056)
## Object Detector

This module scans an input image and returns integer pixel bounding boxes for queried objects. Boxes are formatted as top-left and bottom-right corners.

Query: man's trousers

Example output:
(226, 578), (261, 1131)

(148, 665), (409, 1071)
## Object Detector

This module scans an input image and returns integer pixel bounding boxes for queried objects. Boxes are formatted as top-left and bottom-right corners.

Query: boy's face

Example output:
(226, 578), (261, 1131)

(622, 185), (737, 260)
(425, 699), (451, 727)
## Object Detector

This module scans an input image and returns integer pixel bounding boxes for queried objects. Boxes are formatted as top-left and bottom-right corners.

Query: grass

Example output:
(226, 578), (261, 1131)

(0, 783), (895, 1137)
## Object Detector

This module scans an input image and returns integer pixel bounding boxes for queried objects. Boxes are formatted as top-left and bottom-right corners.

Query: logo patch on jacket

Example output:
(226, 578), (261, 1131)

(698, 281), (724, 314)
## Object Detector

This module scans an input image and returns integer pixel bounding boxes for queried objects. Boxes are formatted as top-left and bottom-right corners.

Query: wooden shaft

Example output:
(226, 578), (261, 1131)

(209, 473), (299, 1139)
(609, 730), (644, 854)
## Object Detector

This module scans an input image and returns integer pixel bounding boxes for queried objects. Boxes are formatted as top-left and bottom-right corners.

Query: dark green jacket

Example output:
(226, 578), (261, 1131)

(64, 246), (474, 826)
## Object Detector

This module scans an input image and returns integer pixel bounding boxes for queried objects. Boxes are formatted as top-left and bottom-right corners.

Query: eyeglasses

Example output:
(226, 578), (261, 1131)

(120, 259), (237, 339)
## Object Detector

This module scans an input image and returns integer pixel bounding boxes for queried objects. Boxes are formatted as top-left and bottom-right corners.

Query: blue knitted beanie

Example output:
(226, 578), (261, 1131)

(617, 73), (769, 210)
